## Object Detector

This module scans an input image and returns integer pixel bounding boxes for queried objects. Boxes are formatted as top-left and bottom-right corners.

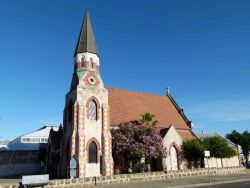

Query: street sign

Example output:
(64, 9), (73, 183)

(204, 150), (211, 183)
(204, 151), (210, 157)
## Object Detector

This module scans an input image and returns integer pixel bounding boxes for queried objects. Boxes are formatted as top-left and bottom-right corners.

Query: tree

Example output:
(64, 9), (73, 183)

(226, 130), (250, 166)
(242, 131), (250, 167)
(202, 136), (236, 159)
(226, 130), (242, 145)
(139, 112), (158, 127)
(182, 139), (204, 168)
(111, 120), (165, 173)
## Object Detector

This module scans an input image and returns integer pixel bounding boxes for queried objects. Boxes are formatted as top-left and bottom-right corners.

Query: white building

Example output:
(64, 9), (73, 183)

(197, 133), (241, 168)
(0, 141), (9, 150)
(2, 126), (59, 151)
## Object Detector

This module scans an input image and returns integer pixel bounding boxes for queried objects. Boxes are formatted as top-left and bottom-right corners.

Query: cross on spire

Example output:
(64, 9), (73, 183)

(166, 86), (170, 95)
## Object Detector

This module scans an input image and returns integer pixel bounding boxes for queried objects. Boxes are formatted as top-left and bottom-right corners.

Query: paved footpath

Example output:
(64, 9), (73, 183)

(98, 174), (250, 188)
(0, 178), (20, 185)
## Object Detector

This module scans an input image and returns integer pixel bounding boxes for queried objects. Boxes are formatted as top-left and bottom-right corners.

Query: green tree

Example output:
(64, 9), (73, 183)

(226, 130), (250, 166)
(139, 112), (158, 127)
(202, 136), (236, 159)
(182, 139), (204, 168)
(226, 130), (242, 145)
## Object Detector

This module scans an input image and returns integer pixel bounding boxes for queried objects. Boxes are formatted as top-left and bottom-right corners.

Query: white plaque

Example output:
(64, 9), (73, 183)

(204, 150), (210, 157)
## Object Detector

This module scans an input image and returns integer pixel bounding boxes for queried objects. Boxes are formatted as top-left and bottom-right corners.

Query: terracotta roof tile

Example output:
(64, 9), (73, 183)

(107, 87), (191, 130)
(177, 129), (197, 141)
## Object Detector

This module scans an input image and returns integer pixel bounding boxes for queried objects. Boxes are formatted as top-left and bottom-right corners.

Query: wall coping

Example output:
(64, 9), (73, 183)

(43, 167), (248, 187)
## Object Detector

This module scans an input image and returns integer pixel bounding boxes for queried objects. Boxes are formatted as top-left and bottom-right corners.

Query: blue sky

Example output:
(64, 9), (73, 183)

(0, 0), (250, 140)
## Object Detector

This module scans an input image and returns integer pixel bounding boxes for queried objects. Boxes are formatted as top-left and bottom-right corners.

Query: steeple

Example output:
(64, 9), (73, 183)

(74, 10), (99, 57)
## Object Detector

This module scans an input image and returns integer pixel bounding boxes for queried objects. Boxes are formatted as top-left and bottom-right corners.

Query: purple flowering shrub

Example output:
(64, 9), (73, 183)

(111, 120), (165, 173)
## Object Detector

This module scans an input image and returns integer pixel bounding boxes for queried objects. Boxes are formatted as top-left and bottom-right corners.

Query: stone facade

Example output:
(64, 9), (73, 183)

(58, 11), (113, 178)
(59, 55), (113, 178)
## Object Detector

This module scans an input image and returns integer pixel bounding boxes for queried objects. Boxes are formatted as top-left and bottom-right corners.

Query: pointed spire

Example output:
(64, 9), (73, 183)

(74, 10), (99, 57)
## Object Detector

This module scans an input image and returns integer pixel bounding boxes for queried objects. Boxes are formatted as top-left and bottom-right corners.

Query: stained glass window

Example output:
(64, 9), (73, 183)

(89, 100), (97, 120)
(89, 141), (97, 163)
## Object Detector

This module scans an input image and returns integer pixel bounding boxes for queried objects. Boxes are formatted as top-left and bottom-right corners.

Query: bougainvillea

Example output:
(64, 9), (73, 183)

(111, 120), (165, 172)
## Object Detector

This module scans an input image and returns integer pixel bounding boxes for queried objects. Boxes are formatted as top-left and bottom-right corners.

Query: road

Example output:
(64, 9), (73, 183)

(101, 180), (250, 188)
(100, 174), (250, 188)
(202, 181), (250, 188)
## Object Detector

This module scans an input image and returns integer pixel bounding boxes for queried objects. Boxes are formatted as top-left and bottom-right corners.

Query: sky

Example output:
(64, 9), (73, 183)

(0, 0), (250, 140)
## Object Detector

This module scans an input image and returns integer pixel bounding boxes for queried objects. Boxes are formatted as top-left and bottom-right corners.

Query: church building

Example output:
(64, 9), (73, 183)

(47, 10), (198, 178)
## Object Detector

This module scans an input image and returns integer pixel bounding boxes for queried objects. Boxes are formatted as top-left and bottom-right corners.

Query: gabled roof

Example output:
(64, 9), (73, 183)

(74, 10), (99, 57)
(22, 126), (59, 138)
(107, 87), (191, 130)
(160, 125), (197, 141)
(166, 93), (190, 124)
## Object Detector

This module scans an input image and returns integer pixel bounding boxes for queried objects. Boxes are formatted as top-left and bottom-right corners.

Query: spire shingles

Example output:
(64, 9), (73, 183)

(74, 10), (99, 57)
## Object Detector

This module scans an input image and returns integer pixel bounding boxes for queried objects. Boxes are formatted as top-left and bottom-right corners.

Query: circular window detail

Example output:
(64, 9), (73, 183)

(88, 76), (96, 85)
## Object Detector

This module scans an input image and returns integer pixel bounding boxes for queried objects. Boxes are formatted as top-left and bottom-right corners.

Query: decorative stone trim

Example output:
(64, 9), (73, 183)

(83, 71), (100, 86)
(169, 142), (181, 170)
(76, 61), (99, 71)
(169, 142), (180, 152)
(86, 96), (100, 120)
(75, 52), (99, 65)
(86, 137), (101, 163)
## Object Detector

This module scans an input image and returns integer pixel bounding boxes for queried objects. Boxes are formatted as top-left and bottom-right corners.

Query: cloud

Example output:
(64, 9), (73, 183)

(185, 98), (250, 123)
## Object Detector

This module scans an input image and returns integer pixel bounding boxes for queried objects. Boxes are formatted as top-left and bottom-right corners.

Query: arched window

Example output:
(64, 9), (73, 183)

(90, 58), (94, 69)
(81, 56), (85, 62)
(89, 100), (97, 120)
(89, 141), (97, 163)
(68, 100), (73, 123)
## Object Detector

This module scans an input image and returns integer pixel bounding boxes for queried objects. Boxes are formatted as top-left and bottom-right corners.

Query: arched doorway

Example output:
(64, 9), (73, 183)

(170, 146), (179, 171)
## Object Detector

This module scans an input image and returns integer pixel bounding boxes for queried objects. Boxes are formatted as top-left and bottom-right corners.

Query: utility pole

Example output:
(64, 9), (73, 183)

(204, 151), (211, 183)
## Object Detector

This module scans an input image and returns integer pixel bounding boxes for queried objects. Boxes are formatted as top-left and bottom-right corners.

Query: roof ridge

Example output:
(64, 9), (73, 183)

(106, 87), (166, 98)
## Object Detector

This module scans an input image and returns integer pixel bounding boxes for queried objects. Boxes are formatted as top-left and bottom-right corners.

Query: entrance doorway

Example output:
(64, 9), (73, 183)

(170, 146), (179, 171)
